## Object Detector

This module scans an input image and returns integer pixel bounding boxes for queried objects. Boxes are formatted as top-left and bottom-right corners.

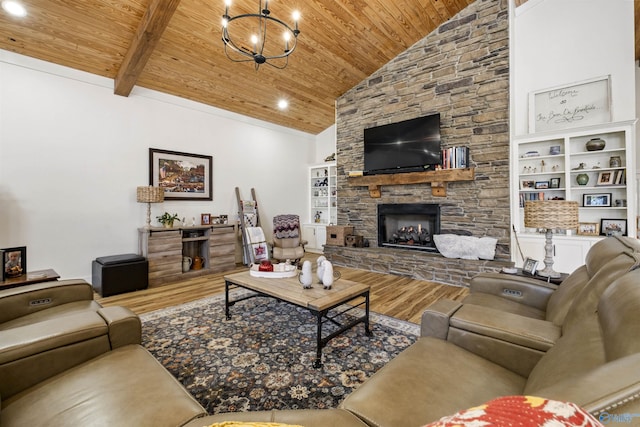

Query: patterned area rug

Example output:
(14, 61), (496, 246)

(141, 291), (418, 415)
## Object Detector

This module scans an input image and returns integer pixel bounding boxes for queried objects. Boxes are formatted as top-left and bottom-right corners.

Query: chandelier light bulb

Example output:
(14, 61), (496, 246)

(278, 99), (288, 110)
(292, 10), (300, 21)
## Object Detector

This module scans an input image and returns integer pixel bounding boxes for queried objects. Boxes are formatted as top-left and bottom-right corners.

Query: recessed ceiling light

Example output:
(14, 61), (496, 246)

(277, 99), (289, 110)
(2, 1), (27, 17)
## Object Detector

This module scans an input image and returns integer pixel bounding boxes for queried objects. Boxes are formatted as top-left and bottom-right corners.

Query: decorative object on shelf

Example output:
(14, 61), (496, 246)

(583, 193), (611, 207)
(585, 137), (606, 151)
(572, 162), (587, 170)
(576, 173), (589, 186)
(149, 148), (213, 201)
(182, 256), (192, 273)
(136, 186), (164, 228)
(609, 156), (622, 168)
(549, 145), (561, 155)
(156, 212), (180, 228)
(524, 200), (579, 278)
(1, 246), (26, 281)
(221, 0), (300, 70)
(324, 152), (335, 162)
(615, 199), (627, 207)
(577, 223), (600, 236)
(600, 218), (627, 237)
(299, 260), (312, 288)
(192, 256), (204, 270)
(534, 181), (549, 189)
(549, 177), (560, 189)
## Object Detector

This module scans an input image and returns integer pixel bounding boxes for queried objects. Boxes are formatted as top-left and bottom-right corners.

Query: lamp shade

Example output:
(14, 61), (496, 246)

(137, 186), (164, 203)
(524, 201), (579, 230)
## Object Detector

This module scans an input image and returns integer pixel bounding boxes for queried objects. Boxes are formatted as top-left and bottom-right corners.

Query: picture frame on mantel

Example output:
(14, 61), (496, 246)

(529, 76), (611, 133)
(149, 148), (213, 201)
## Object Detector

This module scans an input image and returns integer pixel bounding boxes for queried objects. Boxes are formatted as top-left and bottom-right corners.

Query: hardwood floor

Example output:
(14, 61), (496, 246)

(96, 254), (469, 324)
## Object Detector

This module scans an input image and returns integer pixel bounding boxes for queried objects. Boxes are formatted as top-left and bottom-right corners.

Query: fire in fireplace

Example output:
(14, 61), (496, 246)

(377, 203), (440, 252)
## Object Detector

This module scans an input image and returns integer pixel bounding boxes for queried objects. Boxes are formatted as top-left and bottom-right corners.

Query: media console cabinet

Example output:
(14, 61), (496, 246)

(138, 224), (236, 287)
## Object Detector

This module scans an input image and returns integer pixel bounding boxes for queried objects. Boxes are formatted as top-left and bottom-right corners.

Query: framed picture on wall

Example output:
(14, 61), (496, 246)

(149, 148), (213, 201)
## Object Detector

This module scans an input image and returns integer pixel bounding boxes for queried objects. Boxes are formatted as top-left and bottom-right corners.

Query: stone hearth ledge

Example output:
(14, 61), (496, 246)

(324, 246), (513, 287)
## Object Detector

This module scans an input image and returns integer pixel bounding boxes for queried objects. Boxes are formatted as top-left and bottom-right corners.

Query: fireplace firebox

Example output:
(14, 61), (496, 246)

(377, 203), (440, 252)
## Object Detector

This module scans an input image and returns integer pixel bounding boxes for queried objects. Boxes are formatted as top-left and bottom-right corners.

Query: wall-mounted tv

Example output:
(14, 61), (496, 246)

(364, 113), (441, 175)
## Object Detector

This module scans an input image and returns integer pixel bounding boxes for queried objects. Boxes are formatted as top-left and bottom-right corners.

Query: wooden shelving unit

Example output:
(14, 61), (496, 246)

(347, 168), (475, 197)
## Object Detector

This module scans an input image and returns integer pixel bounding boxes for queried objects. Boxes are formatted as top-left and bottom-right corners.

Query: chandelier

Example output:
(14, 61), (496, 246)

(221, 0), (300, 70)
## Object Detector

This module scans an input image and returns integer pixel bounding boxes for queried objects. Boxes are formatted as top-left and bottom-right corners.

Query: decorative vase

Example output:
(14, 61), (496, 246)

(182, 257), (192, 273)
(585, 138), (606, 151)
(609, 156), (622, 168)
(576, 173), (589, 186)
(193, 256), (204, 270)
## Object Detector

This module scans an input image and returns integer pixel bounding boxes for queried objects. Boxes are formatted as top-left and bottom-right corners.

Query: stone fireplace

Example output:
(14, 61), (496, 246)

(325, 0), (511, 286)
(378, 204), (440, 252)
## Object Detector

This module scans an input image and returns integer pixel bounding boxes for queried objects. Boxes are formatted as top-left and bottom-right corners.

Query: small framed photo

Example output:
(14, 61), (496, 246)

(521, 180), (535, 190)
(534, 181), (549, 189)
(522, 257), (539, 275)
(577, 222), (600, 236)
(201, 213), (211, 225)
(549, 177), (561, 189)
(600, 218), (627, 236)
(583, 193), (611, 207)
(2, 246), (27, 281)
(596, 171), (615, 186)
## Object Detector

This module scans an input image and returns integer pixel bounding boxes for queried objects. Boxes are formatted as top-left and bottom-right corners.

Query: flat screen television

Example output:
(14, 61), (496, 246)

(364, 113), (441, 175)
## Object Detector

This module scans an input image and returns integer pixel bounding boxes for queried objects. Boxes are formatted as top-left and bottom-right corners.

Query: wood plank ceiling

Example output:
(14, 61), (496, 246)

(0, 1), (637, 134)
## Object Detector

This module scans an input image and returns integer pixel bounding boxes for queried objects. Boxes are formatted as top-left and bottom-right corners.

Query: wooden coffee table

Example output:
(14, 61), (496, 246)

(224, 270), (372, 368)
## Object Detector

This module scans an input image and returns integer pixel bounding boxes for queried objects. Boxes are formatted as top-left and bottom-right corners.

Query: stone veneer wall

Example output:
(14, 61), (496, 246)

(329, 0), (511, 286)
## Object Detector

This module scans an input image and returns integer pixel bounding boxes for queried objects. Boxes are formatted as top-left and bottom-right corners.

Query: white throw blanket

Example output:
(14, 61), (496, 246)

(244, 226), (268, 262)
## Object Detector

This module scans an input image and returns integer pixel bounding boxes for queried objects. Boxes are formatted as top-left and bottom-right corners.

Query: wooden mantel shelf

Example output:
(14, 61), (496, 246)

(347, 168), (475, 198)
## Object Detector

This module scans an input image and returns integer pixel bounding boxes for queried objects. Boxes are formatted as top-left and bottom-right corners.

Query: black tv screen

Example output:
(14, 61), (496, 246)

(364, 113), (441, 174)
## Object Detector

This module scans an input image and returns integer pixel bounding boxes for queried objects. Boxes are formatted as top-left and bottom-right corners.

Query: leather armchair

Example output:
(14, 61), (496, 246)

(0, 279), (141, 399)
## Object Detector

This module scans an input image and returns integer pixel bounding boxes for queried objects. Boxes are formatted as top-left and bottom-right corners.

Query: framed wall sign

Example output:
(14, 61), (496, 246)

(149, 148), (213, 201)
(529, 76), (611, 133)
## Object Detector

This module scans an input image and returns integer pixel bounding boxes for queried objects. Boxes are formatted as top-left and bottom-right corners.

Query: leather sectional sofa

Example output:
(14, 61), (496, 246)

(3, 236), (640, 427)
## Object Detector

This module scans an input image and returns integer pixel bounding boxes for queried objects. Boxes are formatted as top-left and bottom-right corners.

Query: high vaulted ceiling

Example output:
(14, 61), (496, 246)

(0, 1), (637, 134)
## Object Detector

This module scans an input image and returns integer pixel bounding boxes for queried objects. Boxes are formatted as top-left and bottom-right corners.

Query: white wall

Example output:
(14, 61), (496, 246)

(314, 124), (337, 163)
(512, 0), (636, 136)
(0, 50), (315, 282)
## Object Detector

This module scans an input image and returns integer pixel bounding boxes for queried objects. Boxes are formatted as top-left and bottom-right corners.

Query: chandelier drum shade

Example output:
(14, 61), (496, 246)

(221, 0), (300, 70)
(524, 200), (579, 278)
(137, 186), (165, 228)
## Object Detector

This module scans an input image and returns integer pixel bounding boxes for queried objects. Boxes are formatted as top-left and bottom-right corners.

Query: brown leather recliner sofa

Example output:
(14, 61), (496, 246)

(0, 279), (207, 426)
(4, 237), (640, 427)
(190, 236), (640, 427)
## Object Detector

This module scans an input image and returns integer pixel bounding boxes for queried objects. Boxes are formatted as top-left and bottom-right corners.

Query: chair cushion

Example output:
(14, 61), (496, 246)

(340, 337), (526, 426)
(0, 345), (206, 427)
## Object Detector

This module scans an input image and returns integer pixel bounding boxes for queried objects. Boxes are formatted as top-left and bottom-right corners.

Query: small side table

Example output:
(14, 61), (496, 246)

(501, 268), (568, 285)
(0, 269), (60, 290)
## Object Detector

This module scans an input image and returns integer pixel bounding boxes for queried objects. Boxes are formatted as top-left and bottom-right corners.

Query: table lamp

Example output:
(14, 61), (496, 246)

(524, 200), (579, 278)
(137, 186), (164, 228)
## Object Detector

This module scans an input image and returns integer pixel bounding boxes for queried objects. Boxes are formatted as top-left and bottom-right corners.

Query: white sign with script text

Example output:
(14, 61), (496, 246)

(529, 76), (611, 133)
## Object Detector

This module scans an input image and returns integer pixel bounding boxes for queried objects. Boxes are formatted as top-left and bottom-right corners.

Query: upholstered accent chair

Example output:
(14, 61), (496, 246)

(271, 214), (306, 265)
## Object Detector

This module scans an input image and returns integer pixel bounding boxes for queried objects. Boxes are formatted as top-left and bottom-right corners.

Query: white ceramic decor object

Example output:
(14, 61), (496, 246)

(316, 255), (327, 283)
(299, 260), (313, 288)
(321, 260), (334, 289)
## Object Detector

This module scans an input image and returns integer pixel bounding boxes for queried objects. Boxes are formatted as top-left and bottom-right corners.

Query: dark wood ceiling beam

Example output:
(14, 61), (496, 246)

(114, 0), (182, 96)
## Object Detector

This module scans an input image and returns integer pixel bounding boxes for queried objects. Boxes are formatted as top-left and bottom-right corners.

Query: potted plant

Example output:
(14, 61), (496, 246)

(156, 212), (180, 228)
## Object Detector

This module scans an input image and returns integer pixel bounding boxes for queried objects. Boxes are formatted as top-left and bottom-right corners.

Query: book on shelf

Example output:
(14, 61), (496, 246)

(441, 146), (470, 169)
(520, 192), (546, 207)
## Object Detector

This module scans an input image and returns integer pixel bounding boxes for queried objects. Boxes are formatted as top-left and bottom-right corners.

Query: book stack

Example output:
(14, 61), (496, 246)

(613, 169), (626, 185)
(519, 192), (546, 207)
(441, 146), (470, 169)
